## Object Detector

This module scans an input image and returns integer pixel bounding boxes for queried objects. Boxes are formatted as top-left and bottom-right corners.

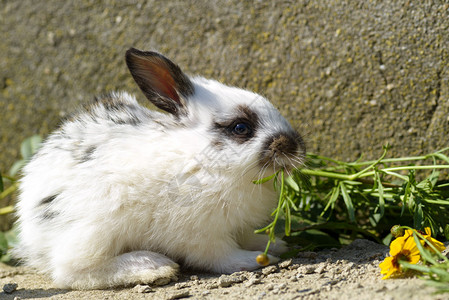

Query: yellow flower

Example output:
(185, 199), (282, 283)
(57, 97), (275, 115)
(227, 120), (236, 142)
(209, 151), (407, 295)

(379, 229), (421, 279)
(422, 227), (446, 253)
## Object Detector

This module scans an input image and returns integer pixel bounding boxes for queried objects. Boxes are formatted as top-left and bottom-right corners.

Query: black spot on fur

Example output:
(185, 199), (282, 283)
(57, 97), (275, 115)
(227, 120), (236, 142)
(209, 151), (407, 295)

(41, 210), (59, 220)
(40, 195), (57, 206)
(80, 145), (96, 162)
(108, 115), (141, 126)
(38, 195), (59, 221)
(94, 94), (143, 126)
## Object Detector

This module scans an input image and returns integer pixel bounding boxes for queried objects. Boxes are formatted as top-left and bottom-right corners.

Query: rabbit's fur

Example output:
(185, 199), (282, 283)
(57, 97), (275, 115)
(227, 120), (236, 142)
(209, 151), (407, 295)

(14, 48), (306, 289)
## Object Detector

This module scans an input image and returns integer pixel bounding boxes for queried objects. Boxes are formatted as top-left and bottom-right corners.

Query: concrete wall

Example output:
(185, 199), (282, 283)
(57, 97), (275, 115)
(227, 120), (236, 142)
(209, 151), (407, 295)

(1, 0), (448, 172)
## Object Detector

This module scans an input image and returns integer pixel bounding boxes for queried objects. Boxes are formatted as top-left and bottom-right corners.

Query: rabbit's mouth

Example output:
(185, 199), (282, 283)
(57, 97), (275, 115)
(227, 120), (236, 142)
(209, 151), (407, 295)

(259, 131), (306, 172)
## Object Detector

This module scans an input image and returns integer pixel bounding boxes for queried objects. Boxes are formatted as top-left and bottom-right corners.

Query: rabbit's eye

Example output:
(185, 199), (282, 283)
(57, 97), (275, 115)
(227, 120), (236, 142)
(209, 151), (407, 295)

(233, 123), (252, 136)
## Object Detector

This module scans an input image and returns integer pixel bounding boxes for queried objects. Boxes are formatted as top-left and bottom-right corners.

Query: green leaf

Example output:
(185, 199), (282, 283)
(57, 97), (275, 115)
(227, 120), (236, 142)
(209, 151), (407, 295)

(428, 170), (440, 188)
(375, 171), (385, 218)
(340, 182), (355, 223)
(4, 225), (19, 249)
(285, 176), (300, 192)
(286, 195), (298, 211)
(429, 266), (449, 281)
(432, 152), (449, 164)
(412, 232), (438, 265)
(252, 172), (276, 184)
(414, 203), (424, 229)
(0, 226), (19, 263)
(20, 135), (42, 161)
(444, 224), (449, 240)
(9, 159), (26, 177)
(401, 181), (411, 217)
(321, 186), (340, 217)
(400, 261), (431, 273)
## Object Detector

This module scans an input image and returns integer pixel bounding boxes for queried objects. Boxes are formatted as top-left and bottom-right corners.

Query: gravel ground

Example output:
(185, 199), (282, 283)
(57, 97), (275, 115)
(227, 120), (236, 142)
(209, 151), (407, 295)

(0, 239), (446, 300)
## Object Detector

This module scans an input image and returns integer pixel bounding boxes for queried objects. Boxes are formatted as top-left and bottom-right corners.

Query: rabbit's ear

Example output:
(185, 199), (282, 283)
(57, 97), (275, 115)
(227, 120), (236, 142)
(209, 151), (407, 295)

(125, 48), (194, 116)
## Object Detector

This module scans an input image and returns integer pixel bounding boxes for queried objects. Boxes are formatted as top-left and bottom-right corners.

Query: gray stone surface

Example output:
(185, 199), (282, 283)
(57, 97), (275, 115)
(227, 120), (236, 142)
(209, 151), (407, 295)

(1, 0), (449, 172)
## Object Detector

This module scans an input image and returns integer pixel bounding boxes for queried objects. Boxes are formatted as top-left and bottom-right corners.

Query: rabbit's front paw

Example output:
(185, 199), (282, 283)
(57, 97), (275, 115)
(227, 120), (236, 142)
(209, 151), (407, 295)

(134, 264), (179, 286)
(216, 249), (279, 273)
(267, 239), (289, 256)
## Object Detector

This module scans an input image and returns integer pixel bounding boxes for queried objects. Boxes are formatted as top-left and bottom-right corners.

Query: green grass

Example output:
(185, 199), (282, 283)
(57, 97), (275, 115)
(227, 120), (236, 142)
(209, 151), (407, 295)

(253, 145), (449, 291)
(255, 145), (449, 248)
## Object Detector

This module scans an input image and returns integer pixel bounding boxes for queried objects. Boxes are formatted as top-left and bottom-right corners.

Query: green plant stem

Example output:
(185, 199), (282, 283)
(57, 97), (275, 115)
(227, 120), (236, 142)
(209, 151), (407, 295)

(349, 155), (429, 166)
(1, 175), (17, 182)
(311, 147), (449, 169)
(263, 238), (271, 254)
(300, 169), (352, 181)
(360, 165), (449, 178)
(0, 205), (14, 215)
(351, 146), (389, 179)
(300, 165), (449, 182)
(0, 182), (18, 199)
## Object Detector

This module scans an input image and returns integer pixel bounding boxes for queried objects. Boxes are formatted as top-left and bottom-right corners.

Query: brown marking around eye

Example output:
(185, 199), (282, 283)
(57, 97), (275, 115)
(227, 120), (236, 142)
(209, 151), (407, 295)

(236, 105), (259, 126)
(212, 105), (259, 144)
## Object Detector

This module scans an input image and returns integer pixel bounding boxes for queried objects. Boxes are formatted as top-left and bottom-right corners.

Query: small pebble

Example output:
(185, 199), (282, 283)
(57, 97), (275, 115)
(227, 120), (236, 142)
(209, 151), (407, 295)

(3, 283), (18, 294)
(133, 284), (153, 293)
(315, 264), (326, 274)
(276, 283), (287, 289)
(165, 290), (190, 300)
(175, 282), (190, 289)
(204, 283), (218, 289)
(218, 274), (245, 287)
(288, 264), (300, 270)
(261, 265), (277, 275)
(245, 276), (261, 287)
(190, 275), (199, 281)
(300, 266), (316, 274)
(345, 262), (355, 271)
(278, 259), (293, 268)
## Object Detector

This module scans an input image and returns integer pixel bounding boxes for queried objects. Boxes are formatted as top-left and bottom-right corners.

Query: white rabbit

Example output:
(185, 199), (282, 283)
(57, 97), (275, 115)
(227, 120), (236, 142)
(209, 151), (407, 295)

(14, 48), (306, 289)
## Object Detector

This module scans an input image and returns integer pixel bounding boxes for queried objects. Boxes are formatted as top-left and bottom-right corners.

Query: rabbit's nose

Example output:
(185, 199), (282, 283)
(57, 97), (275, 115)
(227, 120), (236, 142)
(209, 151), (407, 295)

(269, 133), (297, 155)
(259, 131), (306, 169)
(269, 131), (305, 156)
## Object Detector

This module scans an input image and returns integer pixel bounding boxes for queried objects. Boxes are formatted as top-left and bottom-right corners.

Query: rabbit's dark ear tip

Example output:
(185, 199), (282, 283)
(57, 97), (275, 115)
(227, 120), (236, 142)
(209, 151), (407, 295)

(126, 48), (141, 57)
(126, 48), (163, 61)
